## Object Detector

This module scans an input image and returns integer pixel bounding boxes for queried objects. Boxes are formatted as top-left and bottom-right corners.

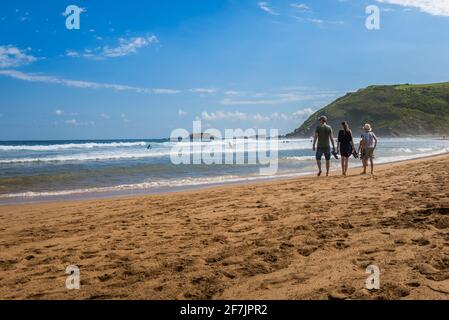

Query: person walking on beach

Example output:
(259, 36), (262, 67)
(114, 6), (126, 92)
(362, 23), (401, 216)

(313, 116), (336, 176)
(337, 121), (356, 176)
(358, 123), (378, 175)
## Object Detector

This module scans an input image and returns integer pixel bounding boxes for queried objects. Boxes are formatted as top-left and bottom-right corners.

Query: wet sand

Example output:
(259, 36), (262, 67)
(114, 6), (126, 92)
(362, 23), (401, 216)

(0, 155), (448, 300)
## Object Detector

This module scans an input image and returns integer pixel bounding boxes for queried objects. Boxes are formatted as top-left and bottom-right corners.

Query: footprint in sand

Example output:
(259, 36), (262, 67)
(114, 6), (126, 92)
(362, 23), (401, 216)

(412, 238), (431, 246)
(328, 285), (356, 300)
(406, 281), (421, 288)
(373, 283), (410, 299)
(415, 263), (448, 281)
(297, 245), (319, 257)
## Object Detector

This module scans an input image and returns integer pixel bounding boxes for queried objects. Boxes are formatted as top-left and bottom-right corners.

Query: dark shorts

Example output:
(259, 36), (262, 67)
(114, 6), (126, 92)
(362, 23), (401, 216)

(363, 148), (375, 160)
(316, 147), (331, 161)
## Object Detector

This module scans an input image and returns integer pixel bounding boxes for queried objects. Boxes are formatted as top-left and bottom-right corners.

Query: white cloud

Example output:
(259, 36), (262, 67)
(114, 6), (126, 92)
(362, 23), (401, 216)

(0, 69), (221, 97)
(65, 50), (80, 58)
(121, 114), (130, 123)
(65, 119), (77, 125)
(290, 3), (311, 11)
(221, 93), (320, 105)
(100, 113), (110, 119)
(200, 108), (319, 123)
(153, 88), (181, 94)
(65, 119), (95, 126)
(269, 112), (291, 121)
(0, 45), (37, 68)
(0, 70), (181, 95)
(189, 88), (218, 94)
(55, 109), (64, 116)
(376, 0), (449, 17)
(62, 7), (87, 17)
(178, 109), (188, 117)
(292, 108), (315, 118)
(293, 16), (344, 25)
(202, 111), (247, 121)
(258, 2), (280, 16)
(66, 35), (158, 59)
(102, 35), (158, 58)
(201, 111), (290, 122)
(220, 87), (341, 106)
(309, 18), (324, 24)
(252, 114), (270, 122)
(224, 90), (245, 96)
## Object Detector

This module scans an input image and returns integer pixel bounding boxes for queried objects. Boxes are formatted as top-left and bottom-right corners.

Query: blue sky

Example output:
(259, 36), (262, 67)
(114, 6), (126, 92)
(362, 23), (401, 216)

(1, 0), (449, 140)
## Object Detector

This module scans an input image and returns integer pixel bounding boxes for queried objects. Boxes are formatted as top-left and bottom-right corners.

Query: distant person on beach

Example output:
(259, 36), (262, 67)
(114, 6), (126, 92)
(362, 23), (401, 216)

(358, 123), (378, 175)
(313, 116), (336, 176)
(337, 121), (356, 176)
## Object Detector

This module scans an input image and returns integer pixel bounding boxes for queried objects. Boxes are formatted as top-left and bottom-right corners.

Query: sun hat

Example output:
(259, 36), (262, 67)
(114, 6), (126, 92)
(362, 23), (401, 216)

(364, 123), (372, 132)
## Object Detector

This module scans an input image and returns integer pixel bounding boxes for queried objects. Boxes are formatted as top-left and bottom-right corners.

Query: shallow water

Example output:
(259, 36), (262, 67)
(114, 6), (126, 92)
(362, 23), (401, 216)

(0, 137), (448, 203)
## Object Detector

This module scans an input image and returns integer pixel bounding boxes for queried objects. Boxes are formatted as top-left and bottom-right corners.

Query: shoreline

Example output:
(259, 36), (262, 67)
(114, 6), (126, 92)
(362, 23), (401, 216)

(1, 151), (448, 207)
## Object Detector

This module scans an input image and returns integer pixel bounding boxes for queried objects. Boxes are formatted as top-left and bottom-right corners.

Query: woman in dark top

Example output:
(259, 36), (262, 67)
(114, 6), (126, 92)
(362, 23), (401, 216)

(337, 121), (356, 176)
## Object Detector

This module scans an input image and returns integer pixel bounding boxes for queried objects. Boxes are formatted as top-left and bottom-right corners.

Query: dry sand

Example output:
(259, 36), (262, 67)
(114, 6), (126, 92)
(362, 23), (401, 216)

(0, 155), (448, 300)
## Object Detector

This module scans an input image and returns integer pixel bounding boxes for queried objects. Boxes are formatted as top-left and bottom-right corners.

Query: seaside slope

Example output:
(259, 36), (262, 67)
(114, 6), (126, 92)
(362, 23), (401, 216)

(0, 155), (448, 299)
(287, 82), (449, 138)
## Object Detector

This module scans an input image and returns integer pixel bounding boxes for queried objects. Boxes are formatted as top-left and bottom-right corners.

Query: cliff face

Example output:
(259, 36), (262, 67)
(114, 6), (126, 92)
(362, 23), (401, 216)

(286, 83), (449, 138)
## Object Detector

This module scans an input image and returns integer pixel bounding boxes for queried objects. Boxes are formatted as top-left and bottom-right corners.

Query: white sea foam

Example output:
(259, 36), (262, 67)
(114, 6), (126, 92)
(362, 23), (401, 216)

(375, 148), (449, 164)
(0, 139), (312, 152)
(0, 171), (310, 199)
(417, 148), (433, 152)
(394, 148), (412, 153)
(0, 151), (170, 163)
(0, 140), (312, 164)
(0, 141), (149, 151)
(282, 156), (316, 162)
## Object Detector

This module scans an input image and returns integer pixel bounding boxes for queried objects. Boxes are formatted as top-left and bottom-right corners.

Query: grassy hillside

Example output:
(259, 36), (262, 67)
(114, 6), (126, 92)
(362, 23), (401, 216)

(286, 82), (449, 137)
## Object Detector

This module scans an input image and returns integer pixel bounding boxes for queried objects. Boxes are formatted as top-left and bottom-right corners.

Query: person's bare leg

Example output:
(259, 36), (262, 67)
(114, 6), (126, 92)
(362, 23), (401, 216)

(316, 160), (322, 176)
(341, 157), (345, 175)
(361, 158), (367, 174)
(326, 160), (330, 176)
(344, 157), (349, 176)
(370, 158), (374, 175)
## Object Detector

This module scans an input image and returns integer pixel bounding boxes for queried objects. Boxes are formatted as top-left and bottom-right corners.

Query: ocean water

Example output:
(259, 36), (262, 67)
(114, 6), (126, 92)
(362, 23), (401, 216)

(0, 137), (448, 204)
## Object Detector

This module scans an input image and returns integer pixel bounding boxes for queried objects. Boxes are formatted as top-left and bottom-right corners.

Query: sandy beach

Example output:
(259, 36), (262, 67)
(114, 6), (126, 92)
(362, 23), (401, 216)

(0, 154), (448, 300)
